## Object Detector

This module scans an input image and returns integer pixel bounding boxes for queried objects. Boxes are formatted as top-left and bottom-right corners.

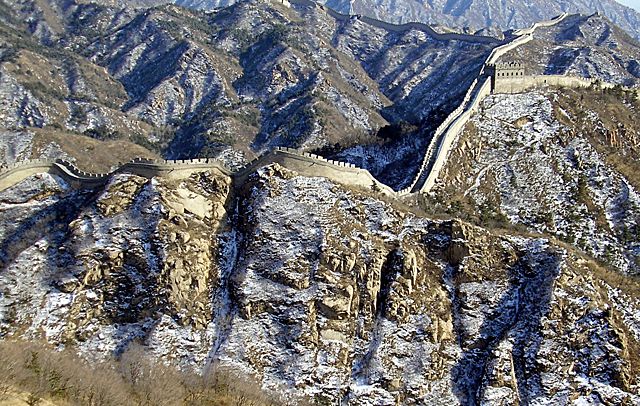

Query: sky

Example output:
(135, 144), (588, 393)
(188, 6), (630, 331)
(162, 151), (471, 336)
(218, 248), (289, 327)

(617, 0), (640, 12)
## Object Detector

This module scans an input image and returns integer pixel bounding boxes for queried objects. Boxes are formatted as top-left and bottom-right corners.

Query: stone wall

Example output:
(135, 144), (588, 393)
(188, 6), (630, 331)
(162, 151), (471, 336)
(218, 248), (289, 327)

(0, 149), (398, 197)
(0, 13), (604, 199)
(406, 11), (570, 193)
(241, 147), (398, 195)
(0, 159), (59, 191)
(493, 75), (616, 94)
(403, 11), (555, 194)
(512, 13), (568, 36)
(290, 0), (499, 44)
(420, 78), (492, 192)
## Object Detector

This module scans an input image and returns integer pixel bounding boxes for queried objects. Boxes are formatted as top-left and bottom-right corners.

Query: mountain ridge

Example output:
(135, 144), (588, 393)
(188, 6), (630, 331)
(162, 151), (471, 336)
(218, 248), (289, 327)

(167, 0), (640, 41)
(0, 0), (639, 404)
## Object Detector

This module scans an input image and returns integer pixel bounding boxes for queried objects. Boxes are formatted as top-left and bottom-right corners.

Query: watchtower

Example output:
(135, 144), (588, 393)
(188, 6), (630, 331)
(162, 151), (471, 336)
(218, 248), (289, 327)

(487, 62), (525, 91)
(493, 62), (525, 78)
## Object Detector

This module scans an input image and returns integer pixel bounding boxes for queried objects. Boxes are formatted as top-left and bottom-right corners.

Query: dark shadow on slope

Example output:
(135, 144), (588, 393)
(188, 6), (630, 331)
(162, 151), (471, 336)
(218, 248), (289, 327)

(450, 244), (561, 405)
(0, 187), (98, 272)
(443, 0), (474, 17)
(0, 176), (170, 355)
(120, 40), (190, 109)
(544, 47), (580, 75)
(627, 60), (640, 78)
(554, 16), (585, 43)
(596, 24), (612, 47)
(350, 249), (403, 383)
(86, 179), (175, 355)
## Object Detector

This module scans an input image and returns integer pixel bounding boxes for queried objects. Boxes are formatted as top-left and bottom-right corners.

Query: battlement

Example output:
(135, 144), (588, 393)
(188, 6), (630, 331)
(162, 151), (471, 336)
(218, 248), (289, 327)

(0, 148), (398, 197)
(0, 11), (603, 199)
(487, 62), (525, 79)
(493, 62), (524, 70)
(273, 147), (358, 168)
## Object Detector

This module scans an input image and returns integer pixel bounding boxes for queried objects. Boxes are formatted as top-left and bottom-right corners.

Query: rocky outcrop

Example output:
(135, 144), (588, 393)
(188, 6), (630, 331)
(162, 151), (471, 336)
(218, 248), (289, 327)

(434, 88), (640, 275)
(1, 166), (638, 404)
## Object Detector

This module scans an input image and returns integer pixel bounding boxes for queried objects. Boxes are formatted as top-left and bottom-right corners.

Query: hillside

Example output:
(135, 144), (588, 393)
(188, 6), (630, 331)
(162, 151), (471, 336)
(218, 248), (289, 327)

(0, 0), (639, 404)
(0, 0), (494, 188)
(431, 86), (640, 275)
(2, 0), (640, 185)
(171, 0), (640, 41)
(502, 13), (640, 87)
(0, 164), (639, 404)
(315, 0), (640, 40)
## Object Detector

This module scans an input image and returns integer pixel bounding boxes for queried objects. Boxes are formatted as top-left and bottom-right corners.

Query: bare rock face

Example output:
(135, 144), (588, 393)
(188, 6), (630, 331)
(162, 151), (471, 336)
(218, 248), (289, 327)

(0, 167), (639, 405)
(434, 88), (640, 276)
(0, 170), (231, 356)
(154, 172), (231, 328)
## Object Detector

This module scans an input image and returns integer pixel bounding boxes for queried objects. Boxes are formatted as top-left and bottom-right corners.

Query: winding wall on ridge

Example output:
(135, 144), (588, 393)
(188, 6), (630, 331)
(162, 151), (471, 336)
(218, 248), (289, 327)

(1, 10), (630, 200)
(290, 0), (500, 44)
(405, 12), (569, 194)
(0, 149), (398, 197)
(0, 2), (509, 198)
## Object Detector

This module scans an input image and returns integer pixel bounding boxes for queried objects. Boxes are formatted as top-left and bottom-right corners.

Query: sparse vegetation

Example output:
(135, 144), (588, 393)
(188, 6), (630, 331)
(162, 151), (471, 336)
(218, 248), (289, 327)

(0, 340), (290, 406)
(21, 80), (67, 101)
(84, 125), (123, 141)
(557, 88), (640, 190)
(376, 121), (418, 142)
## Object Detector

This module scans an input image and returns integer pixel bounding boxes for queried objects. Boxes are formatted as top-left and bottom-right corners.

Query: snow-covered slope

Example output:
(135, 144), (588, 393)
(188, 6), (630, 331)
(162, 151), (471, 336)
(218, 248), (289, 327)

(0, 0), (493, 186)
(171, 0), (640, 41)
(434, 87), (640, 275)
(502, 13), (640, 87)
(1, 165), (639, 404)
(317, 0), (640, 40)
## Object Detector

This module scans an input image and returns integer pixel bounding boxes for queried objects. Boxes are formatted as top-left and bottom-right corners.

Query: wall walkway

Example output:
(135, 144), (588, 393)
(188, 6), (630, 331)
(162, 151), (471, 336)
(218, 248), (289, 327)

(1, 10), (629, 200)
(290, 0), (500, 44)
(0, 149), (398, 197)
(493, 75), (617, 93)
(404, 12), (572, 194)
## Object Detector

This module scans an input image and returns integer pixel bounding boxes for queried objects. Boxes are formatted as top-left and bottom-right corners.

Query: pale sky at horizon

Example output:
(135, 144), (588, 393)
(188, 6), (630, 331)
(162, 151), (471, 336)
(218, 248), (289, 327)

(617, 0), (640, 12)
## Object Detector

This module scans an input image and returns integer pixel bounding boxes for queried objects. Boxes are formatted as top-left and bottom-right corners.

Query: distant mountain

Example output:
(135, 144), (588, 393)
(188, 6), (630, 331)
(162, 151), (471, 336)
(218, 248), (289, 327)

(318, 0), (640, 39)
(172, 0), (640, 40)
(502, 13), (640, 87)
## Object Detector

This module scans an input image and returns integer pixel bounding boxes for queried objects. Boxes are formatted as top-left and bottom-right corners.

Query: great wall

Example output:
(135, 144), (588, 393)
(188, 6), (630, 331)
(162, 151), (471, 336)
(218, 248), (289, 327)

(0, 148), (399, 197)
(0, 5), (636, 199)
(289, 0), (501, 44)
(404, 12), (568, 193)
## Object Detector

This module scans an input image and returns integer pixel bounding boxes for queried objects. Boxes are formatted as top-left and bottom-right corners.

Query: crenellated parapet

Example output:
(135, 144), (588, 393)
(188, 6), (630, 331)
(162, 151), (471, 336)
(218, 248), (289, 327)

(290, 0), (499, 44)
(0, 12), (620, 201)
(0, 148), (398, 197)
(405, 11), (577, 194)
(491, 74), (619, 94)
(272, 147), (358, 168)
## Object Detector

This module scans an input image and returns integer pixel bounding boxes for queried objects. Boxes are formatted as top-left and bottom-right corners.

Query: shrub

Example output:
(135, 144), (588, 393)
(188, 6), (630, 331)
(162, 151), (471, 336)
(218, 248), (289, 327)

(84, 125), (122, 141)
(376, 121), (418, 142)
(0, 340), (288, 406)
